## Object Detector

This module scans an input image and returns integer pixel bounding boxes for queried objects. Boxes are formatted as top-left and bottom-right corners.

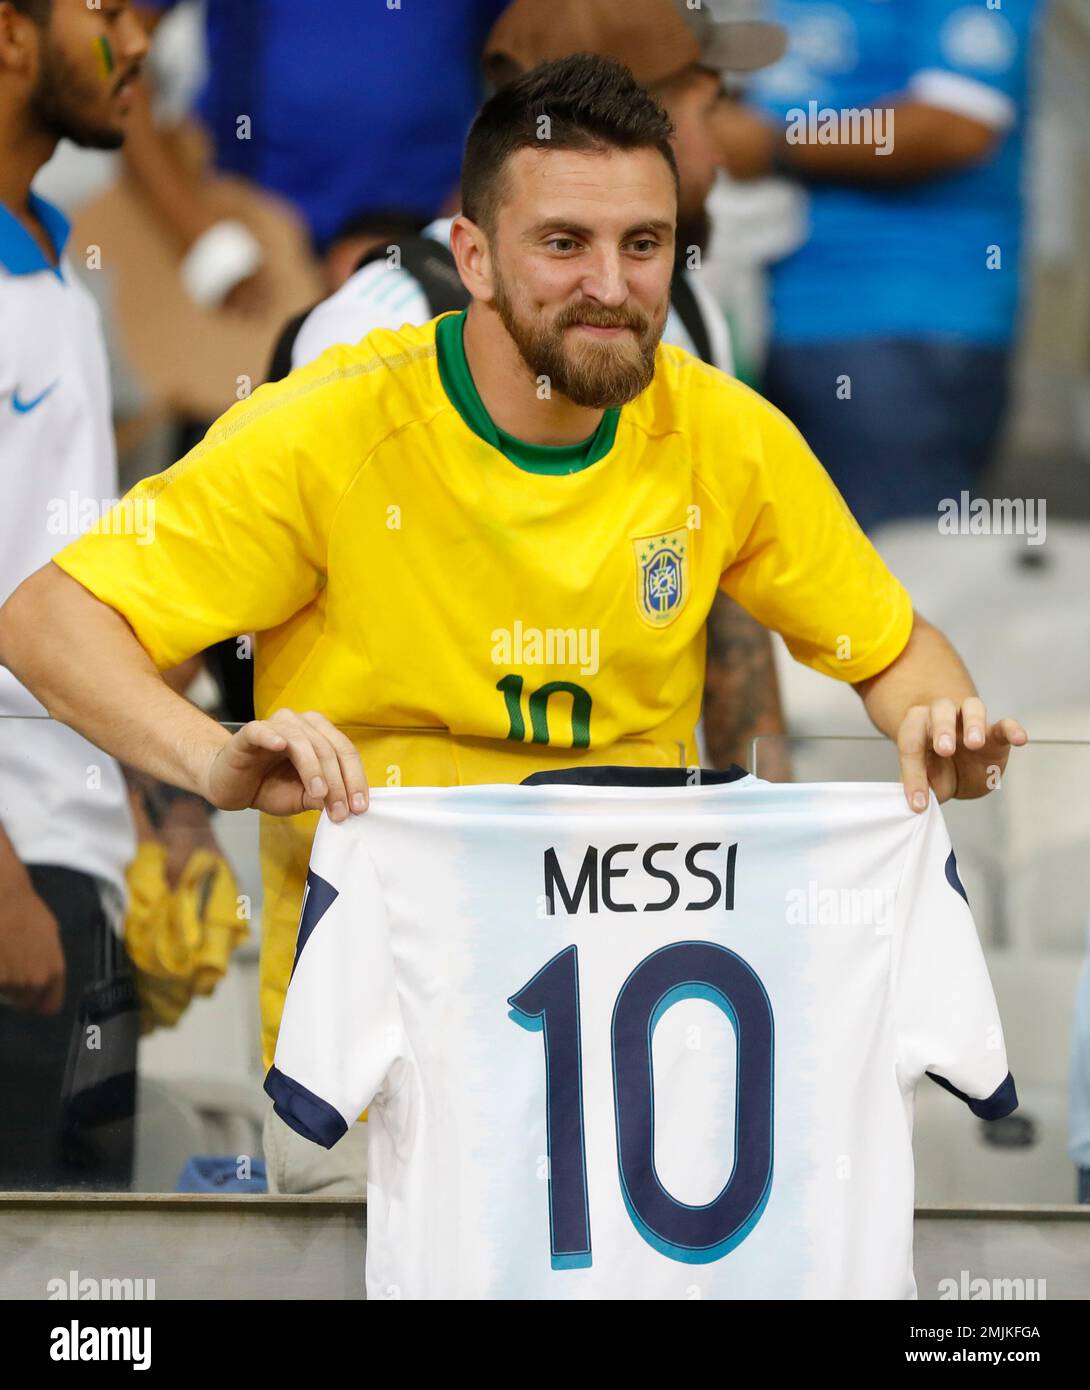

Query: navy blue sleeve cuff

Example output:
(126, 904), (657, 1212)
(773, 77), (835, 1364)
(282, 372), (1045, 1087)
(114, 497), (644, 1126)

(264, 1065), (348, 1149)
(926, 1069), (1019, 1120)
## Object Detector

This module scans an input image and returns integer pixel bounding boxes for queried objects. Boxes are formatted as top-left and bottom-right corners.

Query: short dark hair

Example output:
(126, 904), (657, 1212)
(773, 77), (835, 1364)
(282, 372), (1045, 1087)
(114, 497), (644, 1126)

(462, 53), (679, 239)
(10, 0), (52, 23)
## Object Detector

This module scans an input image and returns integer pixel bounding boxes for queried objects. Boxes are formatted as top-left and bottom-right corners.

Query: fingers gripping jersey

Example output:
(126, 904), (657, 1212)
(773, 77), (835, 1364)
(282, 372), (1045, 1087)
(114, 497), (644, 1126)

(266, 772), (1016, 1300)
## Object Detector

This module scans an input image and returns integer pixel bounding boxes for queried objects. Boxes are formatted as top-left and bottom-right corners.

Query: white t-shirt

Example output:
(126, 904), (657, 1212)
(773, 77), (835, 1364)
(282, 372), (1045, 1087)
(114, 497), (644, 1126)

(267, 770), (1015, 1300)
(292, 218), (734, 375)
(0, 191), (134, 902)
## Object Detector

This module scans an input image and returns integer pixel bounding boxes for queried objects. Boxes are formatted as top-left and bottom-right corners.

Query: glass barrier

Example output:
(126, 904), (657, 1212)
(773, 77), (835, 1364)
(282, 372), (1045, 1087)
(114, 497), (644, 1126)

(0, 715), (1085, 1210)
(752, 733), (1090, 1208)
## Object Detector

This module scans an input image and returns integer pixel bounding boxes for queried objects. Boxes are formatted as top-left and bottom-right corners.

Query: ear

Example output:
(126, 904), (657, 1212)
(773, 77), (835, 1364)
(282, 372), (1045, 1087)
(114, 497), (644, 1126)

(449, 214), (494, 304)
(0, 2), (38, 74)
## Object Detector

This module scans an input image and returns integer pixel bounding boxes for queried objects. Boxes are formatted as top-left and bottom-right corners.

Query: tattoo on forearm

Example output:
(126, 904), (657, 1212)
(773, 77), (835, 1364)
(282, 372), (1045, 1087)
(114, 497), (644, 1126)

(702, 593), (788, 771)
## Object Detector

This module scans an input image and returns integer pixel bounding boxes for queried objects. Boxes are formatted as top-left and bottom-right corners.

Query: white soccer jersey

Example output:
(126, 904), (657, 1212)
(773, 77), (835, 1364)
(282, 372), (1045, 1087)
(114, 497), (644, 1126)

(0, 191), (133, 900)
(266, 769), (1016, 1301)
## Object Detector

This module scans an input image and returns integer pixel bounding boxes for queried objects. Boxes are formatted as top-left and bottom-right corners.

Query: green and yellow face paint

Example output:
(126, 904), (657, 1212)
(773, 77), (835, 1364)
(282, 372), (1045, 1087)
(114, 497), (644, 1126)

(93, 34), (116, 80)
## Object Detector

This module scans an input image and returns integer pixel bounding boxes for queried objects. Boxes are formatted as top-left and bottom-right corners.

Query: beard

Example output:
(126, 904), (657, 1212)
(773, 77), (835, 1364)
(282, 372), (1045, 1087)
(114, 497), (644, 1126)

(491, 259), (667, 410)
(30, 38), (126, 152)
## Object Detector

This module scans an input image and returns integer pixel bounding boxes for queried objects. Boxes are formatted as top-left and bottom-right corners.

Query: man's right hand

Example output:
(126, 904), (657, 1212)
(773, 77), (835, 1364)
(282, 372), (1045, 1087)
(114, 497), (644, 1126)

(0, 876), (65, 1015)
(200, 708), (370, 821)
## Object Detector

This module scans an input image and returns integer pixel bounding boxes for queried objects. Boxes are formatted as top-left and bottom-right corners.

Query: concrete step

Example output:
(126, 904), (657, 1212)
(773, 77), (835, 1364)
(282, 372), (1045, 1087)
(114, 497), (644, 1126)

(2, 1194), (1087, 1300)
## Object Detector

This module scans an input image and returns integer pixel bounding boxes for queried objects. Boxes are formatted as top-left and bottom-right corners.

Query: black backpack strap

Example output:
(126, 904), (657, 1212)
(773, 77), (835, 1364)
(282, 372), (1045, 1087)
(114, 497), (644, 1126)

(353, 236), (471, 317)
(266, 304), (319, 384)
(266, 236), (469, 385)
(669, 266), (715, 367)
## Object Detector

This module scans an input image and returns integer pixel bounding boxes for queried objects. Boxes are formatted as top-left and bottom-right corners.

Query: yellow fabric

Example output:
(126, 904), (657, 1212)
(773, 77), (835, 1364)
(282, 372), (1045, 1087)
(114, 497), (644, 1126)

(56, 314), (913, 1068)
(124, 840), (249, 1034)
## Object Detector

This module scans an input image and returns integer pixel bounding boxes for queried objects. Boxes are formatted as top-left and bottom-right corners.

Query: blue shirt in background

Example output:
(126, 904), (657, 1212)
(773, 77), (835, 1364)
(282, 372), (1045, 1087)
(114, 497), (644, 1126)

(749, 0), (1046, 346)
(142, 0), (509, 249)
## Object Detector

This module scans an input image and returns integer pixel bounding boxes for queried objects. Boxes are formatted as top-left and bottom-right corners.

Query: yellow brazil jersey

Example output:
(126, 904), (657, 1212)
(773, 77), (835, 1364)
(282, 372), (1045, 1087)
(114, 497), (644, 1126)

(54, 310), (913, 1069)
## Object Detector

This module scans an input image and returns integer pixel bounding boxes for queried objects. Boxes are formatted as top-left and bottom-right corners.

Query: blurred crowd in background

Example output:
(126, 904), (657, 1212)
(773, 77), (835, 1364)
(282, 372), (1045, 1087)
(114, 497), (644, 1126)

(2, 0), (1089, 1206)
(31, 0), (1084, 525)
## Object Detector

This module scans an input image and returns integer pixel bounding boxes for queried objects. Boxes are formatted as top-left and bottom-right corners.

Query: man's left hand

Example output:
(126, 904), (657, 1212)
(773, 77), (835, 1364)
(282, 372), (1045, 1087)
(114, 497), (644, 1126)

(896, 698), (1028, 812)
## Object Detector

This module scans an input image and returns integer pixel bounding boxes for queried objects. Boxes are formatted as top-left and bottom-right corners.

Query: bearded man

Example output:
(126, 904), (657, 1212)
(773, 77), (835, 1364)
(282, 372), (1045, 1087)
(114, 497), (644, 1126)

(0, 54), (1027, 1193)
(0, 0), (148, 1186)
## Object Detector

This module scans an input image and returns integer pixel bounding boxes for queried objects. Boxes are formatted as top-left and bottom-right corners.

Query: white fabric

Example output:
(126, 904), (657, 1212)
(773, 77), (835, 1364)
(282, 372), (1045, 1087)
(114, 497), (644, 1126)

(0, 239), (134, 899)
(292, 216), (454, 370)
(908, 67), (1017, 130)
(673, 269), (735, 374)
(270, 778), (1013, 1300)
(179, 218), (264, 308)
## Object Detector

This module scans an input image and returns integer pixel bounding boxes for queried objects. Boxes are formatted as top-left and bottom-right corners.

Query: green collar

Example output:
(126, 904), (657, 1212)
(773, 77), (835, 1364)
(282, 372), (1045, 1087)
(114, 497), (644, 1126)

(435, 309), (619, 475)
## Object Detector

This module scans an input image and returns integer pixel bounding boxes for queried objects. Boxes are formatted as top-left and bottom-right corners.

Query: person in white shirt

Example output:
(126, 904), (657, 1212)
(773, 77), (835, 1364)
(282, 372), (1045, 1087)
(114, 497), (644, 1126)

(0, 0), (148, 1188)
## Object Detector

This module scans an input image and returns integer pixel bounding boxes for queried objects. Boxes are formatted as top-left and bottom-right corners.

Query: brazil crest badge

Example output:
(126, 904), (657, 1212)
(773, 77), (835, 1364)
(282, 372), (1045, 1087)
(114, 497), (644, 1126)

(633, 528), (689, 628)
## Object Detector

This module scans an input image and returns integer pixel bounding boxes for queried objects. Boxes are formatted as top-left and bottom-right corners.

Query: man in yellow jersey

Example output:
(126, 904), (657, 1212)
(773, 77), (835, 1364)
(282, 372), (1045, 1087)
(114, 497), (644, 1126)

(0, 56), (1025, 1190)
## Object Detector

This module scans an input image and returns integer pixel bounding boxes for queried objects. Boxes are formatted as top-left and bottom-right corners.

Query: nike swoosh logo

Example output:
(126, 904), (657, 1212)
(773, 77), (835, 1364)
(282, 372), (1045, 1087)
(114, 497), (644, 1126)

(11, 382), (58, 414)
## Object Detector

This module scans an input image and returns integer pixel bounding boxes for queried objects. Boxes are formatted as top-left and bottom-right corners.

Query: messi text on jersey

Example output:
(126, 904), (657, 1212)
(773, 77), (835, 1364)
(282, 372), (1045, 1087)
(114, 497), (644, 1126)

(543, 842), (738, 916)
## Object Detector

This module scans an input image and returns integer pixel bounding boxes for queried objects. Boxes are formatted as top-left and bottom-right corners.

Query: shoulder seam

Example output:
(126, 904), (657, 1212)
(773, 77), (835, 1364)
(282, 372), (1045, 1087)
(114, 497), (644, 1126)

(143, 338), (440, 502)
(324, 396), (464, 552)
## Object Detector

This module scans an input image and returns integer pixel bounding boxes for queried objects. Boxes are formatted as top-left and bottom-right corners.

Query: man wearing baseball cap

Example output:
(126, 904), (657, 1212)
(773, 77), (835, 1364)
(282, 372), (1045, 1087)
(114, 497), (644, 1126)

(483, 0), (784, 276)
(483, 0), (785, 88)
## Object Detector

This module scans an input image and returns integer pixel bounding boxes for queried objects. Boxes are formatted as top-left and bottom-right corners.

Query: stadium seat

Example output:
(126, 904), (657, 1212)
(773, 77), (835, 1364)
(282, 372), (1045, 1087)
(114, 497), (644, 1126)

(770, 638), (871, 739)
(914, 951), (1080, 1203)
(999, 705), (1090, 852)
(914, 1081), (1073, 1205)
(140, 947), (264, 1081)
(871, 519), (1090, 717)
(1007, 847), (1090, 955)
(132, 1078), (206, 1194)
(137, 944), (267, 1171)
(985, 952), (1080, 1086)
(773, 522), (1090, 739)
